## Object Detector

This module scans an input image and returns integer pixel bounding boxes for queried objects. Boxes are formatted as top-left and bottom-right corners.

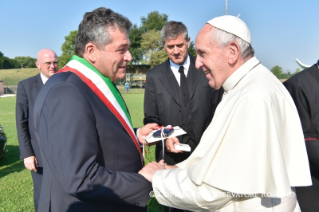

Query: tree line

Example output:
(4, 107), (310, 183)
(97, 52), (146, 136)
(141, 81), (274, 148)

(271, 65), (301, 79)
(0, 51), (36, 69)
(58, 11), (196, 69)
(0, 10), (302, 80)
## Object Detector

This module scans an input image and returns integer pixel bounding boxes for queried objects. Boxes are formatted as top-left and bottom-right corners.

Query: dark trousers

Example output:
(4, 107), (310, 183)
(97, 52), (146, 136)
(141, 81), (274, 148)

(296, 175), (319, 212)
(31, 167), (43, 212)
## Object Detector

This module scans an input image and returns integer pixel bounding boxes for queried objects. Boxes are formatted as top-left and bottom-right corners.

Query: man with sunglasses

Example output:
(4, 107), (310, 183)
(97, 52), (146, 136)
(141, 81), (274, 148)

(16, 48), (58, 211)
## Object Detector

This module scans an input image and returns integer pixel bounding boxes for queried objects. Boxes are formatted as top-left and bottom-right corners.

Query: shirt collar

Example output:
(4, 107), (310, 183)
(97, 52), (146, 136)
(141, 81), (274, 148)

(222, 56), (260, 92)
(40, 73), (49, 84)
(169, 54), (190, 73)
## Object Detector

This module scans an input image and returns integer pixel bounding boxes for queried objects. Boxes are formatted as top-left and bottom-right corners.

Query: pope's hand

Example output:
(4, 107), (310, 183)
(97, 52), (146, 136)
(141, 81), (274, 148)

(137, 123), (158, 144)
(166, 137), (183, 153)
(139, 160), (165, 182)
(24, 156), (38, 172)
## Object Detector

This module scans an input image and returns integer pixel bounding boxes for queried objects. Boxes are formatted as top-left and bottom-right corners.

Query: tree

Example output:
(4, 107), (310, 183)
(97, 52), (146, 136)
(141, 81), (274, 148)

(0, 51), (17, 69)
(141, 11), (168, 32)
(271, 65), (282, 79)
(14, 56), (36, 68)
(294, 68), (301, 75)
(188, 41), (197, 56)
(149, 49), (167, 68)
(129, 24), (143, 64)
(141, 30), (167, 67)
(59, 30), (77, 69)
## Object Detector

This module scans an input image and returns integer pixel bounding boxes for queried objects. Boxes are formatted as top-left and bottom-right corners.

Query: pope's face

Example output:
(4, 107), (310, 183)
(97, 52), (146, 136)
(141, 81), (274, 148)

(195, 25), (228, 89)
(163, 34), (190, 65)
(96, 27), (132, 82)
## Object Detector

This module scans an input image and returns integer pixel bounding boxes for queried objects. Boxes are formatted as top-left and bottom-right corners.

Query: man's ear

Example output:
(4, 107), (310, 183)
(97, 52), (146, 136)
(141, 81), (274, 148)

(187, 37), (191, 49)
(228, 42), (240, 65)
(84, 42), (98, 63)
(35, 61), (41, 70)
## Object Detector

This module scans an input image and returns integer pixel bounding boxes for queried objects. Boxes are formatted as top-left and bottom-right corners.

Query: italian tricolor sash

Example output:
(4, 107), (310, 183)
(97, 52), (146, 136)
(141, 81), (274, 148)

(59, 55), (143, 165)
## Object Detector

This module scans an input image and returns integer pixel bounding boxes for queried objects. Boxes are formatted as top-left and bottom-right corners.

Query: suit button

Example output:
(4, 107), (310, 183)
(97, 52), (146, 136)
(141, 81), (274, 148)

(179, 110), (181, 113)
(185, 104), (188, 107)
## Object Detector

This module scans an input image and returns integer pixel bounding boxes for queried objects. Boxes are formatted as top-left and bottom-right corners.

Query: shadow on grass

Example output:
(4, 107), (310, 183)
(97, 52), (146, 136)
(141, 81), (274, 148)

(0, 145), (24, 179)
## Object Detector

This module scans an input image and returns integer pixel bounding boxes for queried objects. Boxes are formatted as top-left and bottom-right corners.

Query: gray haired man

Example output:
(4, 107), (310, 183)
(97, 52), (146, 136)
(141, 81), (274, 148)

(143, 21), (223, 212)
(33, 7), (158, 212)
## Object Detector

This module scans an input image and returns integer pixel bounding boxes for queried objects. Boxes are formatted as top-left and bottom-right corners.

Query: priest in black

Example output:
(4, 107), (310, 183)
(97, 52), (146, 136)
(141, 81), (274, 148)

(283, 61), (319, 212)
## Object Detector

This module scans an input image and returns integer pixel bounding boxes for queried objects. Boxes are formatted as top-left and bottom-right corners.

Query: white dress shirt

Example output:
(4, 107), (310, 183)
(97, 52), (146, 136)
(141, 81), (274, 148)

(169, 54), (190, 86)
(40, 73), (49, 84)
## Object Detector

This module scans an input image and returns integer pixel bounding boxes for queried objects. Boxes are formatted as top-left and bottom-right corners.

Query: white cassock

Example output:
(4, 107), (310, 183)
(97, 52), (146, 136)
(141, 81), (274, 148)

(152, 57), (312, 212)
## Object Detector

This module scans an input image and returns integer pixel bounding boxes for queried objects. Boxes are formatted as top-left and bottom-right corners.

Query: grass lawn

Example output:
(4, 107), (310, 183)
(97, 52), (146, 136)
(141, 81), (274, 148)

(0, 68), (39, 86)
(0, 89), (163, 212)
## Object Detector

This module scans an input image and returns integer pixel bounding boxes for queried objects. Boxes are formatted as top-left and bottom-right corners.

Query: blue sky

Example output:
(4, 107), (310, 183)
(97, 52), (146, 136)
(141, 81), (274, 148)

(0, 0), (318, 72)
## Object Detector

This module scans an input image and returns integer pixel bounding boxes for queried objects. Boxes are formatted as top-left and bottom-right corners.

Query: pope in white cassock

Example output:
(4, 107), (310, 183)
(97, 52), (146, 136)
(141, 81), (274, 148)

(139, 15), (312, 212)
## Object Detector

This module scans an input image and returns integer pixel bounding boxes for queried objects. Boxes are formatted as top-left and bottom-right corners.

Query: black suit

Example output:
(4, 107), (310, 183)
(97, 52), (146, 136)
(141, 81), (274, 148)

(144, 55), (223, 165)
(284, 65), (319, 212)
(16, 74), (44, 211)
(33, 72), (152, 212)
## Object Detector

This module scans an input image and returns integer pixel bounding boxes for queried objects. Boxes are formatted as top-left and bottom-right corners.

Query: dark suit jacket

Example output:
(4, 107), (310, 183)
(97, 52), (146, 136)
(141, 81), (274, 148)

(144, 55), (223, 164)
(16, 74), (43, 166)
(284, 65), (319, 212)
(33, 72), (152, 212)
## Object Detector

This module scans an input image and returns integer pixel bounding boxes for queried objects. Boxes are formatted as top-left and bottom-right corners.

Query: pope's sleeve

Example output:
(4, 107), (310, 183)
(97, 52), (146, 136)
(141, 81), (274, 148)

(152, 168), (238, 212)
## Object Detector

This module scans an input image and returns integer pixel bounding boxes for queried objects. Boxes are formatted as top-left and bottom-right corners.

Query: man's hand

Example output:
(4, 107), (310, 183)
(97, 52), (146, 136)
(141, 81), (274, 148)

(24, 156), (38, 172)
(164, 164), (178, 169)
(139, 160), (165, 182)
(137, 123), (158, 144)
(166, 137), (183, 153)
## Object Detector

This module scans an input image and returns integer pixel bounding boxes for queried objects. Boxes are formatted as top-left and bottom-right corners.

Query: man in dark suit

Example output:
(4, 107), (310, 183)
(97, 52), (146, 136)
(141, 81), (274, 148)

(284, 62), (319, 212)
(144, 21), (223, 165)
(16, 48), (58, 211)
(32, 7), (160, 212)
(143, 21), (223, 212)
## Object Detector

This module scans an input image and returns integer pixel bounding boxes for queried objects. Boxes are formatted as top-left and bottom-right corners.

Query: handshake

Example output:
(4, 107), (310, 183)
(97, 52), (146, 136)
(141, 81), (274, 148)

(138, 159), (178, 182)
(137, 124), (182, 182)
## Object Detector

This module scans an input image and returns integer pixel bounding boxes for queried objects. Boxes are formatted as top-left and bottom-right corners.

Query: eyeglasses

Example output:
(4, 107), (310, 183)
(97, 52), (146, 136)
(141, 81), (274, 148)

(39, 61), (58, 66)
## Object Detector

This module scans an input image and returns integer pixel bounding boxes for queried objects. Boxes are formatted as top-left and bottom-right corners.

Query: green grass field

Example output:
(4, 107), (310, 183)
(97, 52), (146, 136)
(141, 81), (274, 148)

(0, 68), (39, 86)
(0, 90), (163, 212)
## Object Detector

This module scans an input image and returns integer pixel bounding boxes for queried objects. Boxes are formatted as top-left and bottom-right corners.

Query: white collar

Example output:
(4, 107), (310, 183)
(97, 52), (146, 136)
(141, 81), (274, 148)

(169, 54), (190, 75)
(222, 57), (260, 92)
(40, 73), (49, 84)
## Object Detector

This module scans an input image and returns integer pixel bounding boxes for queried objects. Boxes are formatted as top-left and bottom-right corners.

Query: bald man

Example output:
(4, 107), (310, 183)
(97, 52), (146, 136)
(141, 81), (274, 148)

(16, 49), (58, 211)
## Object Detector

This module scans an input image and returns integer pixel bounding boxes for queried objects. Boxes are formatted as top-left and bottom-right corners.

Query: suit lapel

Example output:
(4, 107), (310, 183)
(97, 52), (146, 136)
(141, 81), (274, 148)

(160, 60), (181, 106)
(187, 56), (201, 100)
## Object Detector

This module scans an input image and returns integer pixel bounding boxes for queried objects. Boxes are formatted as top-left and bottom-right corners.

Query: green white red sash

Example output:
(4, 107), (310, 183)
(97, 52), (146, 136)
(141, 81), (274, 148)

(59, 55), (143, 165)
